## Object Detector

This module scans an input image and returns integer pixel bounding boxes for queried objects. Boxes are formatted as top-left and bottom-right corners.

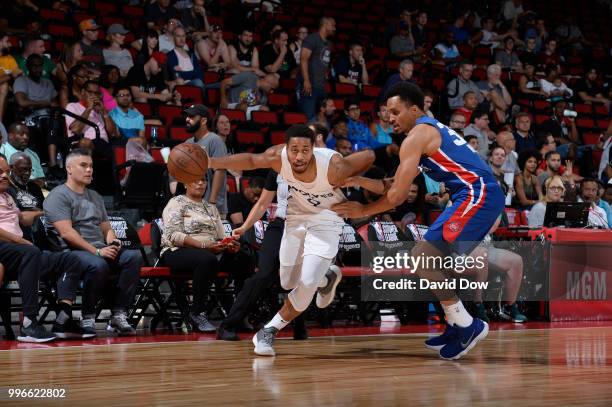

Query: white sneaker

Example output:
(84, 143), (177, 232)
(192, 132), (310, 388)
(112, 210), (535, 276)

(252, 327), (278, 356)
(316, 265), (342, 308)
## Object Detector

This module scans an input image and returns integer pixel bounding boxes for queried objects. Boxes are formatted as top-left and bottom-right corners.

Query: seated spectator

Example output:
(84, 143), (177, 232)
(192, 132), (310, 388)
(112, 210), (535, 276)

(423, 172), (449, 209)
(477, 64), (512, 124)
(449, 112), (467, 133)
(180, 0), (210, 37)
(343, 98), (383, 150)
(99, 65), (120, 112)
(370, 103), (393, 145)
(433, 31), (461, 67)
(527, 175), (566, 227)
(167, 27), (205, 88)
(446, 60), (482, 110)
(65, 80), (120, 158)
(60, 63), (89, 108)
(390, 21), (416, 59)
(0, 123), (45, 186)
(56, 42), (83, 88)
(496, 130), (519, 174)
(219, 72), (278, 117)
(335, 42), (369, 86)
(326, 116), (349, 148)
(13, 54), (63, 172)
(389, 176), (426, 227)
(289, 26), (308, 66)
(127, 52), (180, 105)
(540, 65), (573, 100)
(0, 33), (21, 121)
(103, 24), (134, 77)
(213, 113), (238, 155)
(109, 86), (145, 140)
(536, 133), (557, 164)
(43, 149), (142, 336)
(512, 112), (537, 153)
(464, 107), (497, 159)
(454, 90), (479, 123)
(472, 17), (504, 48)
(182, 105), (228, 217)
(7, 152), (44, 212)
(575, 67), (610, 109)
(524, 18), (548, 53)
(538, 37), (561, 69)
(134, 29), (160, 66)
(488, 146), (511, 196)
(228, 27), (264, 76)
(577, 178), (609, 228)
(448, 14), (469, 44)
(464, 134), (479, 151)
(260, 29), (296, 79)
(195, 25), (231, 72)
(334, 137), (353, 157)
(518, 57), (546, 99)
(78, 19), (104, 72)
(14, 37), (57, 79)
(514, 149), (542, 209)
(161, 172), (242, 332)
(157, 18), (184, 53)
(0, 154), (91, 342)
(540, 100), (583, 160)
(411, 11), (429, 49)
(495, 36), (523, 72)
(537, 150), (577, 201)
(523, 36), (538, 58)
(228, 177), (265, 226)
(379, 59), (414, 103)
(145, 0), (178, 30)
(314, 98), (336, 129)
(554, 16), (591, 54)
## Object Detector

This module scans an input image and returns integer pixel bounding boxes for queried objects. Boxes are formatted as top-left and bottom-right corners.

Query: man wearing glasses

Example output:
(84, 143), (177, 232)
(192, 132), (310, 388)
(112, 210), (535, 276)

(446, 60), (483, 111)
(109, 86), (145, 139)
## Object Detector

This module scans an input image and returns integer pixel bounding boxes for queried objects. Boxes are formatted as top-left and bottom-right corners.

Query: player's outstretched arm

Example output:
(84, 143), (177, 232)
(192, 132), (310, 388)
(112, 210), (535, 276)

(333, 126), (430, 218)
(209, 144), (283, 172)
(328, 149), (376, 187)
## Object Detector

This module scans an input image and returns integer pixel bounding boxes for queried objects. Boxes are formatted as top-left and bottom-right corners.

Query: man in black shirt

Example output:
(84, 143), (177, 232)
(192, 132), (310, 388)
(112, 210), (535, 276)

(126, 52), (179, 106)
(260, 29), (297, 79)
(7, 152), (44, 212)
(145, 0), (178, 29)
(334, 43), (369, 86)
(228, 177), (265, 227)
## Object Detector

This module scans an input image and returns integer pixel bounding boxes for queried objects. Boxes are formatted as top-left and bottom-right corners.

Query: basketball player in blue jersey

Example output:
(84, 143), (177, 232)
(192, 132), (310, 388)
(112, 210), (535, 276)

(334, 82), (505, 360)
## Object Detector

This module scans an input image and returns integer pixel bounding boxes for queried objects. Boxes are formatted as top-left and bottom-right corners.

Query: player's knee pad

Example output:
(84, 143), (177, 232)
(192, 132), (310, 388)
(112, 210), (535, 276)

(288, 284), (317, 312)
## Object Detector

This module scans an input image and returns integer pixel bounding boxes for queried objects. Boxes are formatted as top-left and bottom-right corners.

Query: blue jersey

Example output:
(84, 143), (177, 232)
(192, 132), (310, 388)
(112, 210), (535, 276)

(416, 116), (497, 201)
(416, 116), (505, 254)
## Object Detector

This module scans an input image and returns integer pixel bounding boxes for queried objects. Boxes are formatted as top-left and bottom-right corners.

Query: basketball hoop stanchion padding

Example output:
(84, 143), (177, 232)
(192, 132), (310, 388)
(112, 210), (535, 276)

(167, 143), (209, 184)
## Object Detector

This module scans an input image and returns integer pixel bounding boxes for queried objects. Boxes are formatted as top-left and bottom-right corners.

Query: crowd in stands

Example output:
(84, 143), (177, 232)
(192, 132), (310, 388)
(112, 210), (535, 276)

(0, 0), (611, 341)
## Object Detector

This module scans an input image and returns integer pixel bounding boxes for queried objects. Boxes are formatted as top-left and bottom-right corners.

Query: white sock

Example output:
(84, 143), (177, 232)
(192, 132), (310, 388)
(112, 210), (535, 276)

(443, 301), (473, 328)
(264, 313), (290, 331)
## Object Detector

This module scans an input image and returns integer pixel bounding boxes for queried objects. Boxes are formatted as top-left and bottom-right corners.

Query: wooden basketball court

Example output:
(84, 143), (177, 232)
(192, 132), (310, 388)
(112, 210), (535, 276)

(1, 322), (611, 406)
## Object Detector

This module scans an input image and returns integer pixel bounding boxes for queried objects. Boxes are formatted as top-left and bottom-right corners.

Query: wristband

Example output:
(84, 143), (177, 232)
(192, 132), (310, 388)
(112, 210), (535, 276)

(96, 249), (101, 257)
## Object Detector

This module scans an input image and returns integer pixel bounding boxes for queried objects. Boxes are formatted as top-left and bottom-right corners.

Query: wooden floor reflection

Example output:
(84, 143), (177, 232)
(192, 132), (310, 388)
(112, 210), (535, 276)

(1, 326), (611, 406)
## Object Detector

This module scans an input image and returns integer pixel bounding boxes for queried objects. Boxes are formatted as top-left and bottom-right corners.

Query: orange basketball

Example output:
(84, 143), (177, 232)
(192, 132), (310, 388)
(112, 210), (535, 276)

(167, 143), (209, 184)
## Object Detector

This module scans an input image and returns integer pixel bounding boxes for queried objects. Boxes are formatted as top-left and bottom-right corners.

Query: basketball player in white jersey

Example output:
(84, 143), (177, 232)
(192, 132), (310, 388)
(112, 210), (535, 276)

(209, 124), (375, 355)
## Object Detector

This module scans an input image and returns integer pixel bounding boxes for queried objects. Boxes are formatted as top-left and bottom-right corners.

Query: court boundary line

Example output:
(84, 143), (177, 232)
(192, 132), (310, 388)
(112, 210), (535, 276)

(1, 325), (610, 353)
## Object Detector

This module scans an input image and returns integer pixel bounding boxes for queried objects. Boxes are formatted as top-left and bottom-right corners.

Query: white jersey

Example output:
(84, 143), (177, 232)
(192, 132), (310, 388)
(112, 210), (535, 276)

(280, 147), (346, 221)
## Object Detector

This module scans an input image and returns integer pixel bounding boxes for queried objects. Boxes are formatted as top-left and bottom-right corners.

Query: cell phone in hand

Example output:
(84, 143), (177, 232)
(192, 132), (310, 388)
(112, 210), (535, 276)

(219, 237), (235, 245)
(111, 240), (121, 247)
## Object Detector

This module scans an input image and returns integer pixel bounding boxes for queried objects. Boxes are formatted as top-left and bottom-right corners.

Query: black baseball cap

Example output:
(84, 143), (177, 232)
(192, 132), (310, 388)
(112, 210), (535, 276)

(184, 104), (209, 117)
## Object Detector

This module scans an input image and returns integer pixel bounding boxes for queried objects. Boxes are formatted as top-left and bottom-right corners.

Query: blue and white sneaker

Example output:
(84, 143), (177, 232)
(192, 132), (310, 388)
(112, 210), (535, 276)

(439, 318), (489, 360)
(424, 323), (458, 351)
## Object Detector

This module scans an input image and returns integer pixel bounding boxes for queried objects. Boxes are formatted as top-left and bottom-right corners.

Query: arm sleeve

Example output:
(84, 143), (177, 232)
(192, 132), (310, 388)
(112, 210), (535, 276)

(264, 170), (279, 192)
